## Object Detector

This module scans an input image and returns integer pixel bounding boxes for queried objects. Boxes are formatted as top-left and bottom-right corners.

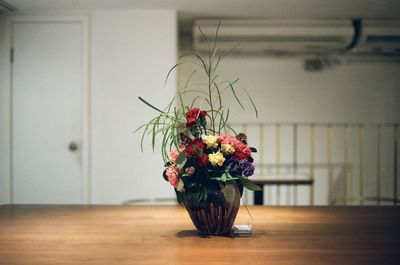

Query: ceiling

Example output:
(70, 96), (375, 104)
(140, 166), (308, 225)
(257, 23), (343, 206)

(3, 0), (400, 31)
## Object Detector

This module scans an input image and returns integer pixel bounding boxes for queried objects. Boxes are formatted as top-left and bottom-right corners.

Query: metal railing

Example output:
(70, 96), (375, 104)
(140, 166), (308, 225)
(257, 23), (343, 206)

(230, 122), (399, 206)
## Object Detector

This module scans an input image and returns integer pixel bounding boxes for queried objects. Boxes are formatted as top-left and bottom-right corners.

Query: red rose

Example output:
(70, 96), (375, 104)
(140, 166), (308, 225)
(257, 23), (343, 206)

(186, 139), (208, 166)
(186, 139), (204, 157)
(233, 150), (248, 160)
(185, 108), (207, 127)
(196, 154), (209, 166)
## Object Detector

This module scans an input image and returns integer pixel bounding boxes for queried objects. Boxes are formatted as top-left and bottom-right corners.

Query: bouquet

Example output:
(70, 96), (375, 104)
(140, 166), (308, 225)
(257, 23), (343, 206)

(137, 24), (260, 234)
(161, 109), (261, 196)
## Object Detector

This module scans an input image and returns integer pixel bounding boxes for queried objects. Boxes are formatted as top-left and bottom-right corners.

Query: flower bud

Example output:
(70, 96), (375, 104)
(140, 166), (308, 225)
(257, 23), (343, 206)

(185, 166), (196, 175)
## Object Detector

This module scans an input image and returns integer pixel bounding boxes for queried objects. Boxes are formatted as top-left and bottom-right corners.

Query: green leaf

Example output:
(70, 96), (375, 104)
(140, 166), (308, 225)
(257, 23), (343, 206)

(221, 42), (241, 60)
(175, 150), (187, 168)
(151, 116), (160, 151)
(162, 169), (168, 181)
(179, 53), (208, 73)
(228, 81), (245, 110)
(225, 124), (237, 135)
(226, 172), (240, 180)
(250, 147), (257, 153)
(212, 56), (221, 75)
(163, 94), (175, 113)
(240, 177), (262, 191)
(178, 93), (185, 114)
(165, 63), (182, 86)
(243, 87), (259, 118)
(183, 70), (197, 90)
(213, 82), (222, 108)
(138, 97), (165, 114)
(177, 178), (185, 192)
(161, 125), (171, 162)
(197, 26), (211, 56)
(221, 172), (228, 182)
(190, 96), (201, 109)
(179, 89), (209, 97)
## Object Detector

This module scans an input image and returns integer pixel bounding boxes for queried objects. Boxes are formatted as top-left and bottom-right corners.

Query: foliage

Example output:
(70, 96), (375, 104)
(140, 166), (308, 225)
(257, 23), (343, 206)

(136, 23), (261, 201)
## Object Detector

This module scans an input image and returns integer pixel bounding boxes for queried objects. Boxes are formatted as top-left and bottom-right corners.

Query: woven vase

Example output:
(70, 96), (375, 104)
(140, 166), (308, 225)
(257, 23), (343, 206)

(182, 181), (240, 235)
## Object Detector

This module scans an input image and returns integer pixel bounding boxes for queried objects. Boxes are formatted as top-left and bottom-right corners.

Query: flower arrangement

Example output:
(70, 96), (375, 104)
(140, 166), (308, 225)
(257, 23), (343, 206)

(163, 116), (260, 195)
(137, 24), (260, 234)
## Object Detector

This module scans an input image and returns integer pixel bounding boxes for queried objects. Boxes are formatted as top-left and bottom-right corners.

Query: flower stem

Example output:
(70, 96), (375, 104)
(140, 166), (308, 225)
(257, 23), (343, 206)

(208, 60), (216, 134)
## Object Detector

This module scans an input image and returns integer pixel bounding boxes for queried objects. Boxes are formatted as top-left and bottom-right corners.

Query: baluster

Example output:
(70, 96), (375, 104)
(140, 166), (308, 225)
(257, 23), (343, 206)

(241, 123), (249, 204)
(377, 125), (382, 205)
(343, 125), (349, 205)
(259, 125), (264, 176)
(394, 125), (398, 206)
(327, 125), (333, 205)
(293, 124), (298, 206)
(258, 124), (264, 205)
(276, 124), (281, 176)
(276, 124), (281, 205)
(359, 125), (365, 205)
(310, 124), (315, 206)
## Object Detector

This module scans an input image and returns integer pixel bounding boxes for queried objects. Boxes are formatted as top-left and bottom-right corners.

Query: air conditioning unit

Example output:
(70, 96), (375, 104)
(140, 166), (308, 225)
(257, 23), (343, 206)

(193, 19), (355, 54)
(355, 20), (400, 54)
(0, 0), (17, 13)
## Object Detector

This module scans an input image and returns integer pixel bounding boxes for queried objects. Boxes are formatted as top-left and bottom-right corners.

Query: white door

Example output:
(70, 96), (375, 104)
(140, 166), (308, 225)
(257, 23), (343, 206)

(12, 22), (84, 203)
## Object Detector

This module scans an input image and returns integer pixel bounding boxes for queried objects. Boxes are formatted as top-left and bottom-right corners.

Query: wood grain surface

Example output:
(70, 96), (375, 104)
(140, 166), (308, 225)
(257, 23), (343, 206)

(0, 205), (399, 265)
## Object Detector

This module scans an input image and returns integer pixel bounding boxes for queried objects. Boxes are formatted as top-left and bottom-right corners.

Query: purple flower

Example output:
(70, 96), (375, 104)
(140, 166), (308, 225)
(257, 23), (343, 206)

(226, 157), (255, 177)
(242, 163), (255, 177)
(225, 157), (240, 173)
(238, 159), (255, 177)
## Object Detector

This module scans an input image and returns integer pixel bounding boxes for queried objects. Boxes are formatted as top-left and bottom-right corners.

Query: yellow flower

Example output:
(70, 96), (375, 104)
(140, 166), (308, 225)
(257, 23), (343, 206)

(203, 135), (218, 148)
(221, 143), (235, 154)
(208, 151), (225, 166)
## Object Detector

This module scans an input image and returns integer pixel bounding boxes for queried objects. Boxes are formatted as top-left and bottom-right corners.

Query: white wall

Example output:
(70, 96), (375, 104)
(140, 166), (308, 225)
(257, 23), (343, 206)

(178, 54), (400, 124)
(90, 10), (177, 204)
(178, 39), (400, 205)
(0, 11), (177, 205)
(0, 16), (11, 204)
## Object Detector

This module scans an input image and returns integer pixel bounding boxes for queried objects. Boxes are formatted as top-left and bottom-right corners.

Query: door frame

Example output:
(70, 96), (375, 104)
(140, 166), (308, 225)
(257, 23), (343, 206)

(5, 15), (91, 204)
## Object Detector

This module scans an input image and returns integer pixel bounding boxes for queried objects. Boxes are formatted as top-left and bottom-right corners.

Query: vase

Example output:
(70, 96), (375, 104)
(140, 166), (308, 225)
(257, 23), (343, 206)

(181, 181), (241, 235)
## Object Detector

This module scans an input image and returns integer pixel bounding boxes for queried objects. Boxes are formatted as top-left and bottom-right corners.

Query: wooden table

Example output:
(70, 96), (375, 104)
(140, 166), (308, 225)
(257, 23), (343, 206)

(0, 205), (399, 265)
(252, 178), (314, 205)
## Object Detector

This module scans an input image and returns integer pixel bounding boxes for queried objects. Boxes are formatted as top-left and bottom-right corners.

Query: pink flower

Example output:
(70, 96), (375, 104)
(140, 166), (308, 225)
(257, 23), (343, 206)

(168, 146), (185, 163)
(166, 166), (179, 188)
(169, 150), (179, 163)
(218, 135), (252, 157)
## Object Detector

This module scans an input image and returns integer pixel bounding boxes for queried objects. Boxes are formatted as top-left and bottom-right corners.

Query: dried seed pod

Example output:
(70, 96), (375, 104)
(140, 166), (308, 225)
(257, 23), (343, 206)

(236, 133), (248, 144)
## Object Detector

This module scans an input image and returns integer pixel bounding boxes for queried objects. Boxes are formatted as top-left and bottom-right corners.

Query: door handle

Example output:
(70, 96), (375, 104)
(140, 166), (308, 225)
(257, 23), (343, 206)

(68, 142), (78, 151)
